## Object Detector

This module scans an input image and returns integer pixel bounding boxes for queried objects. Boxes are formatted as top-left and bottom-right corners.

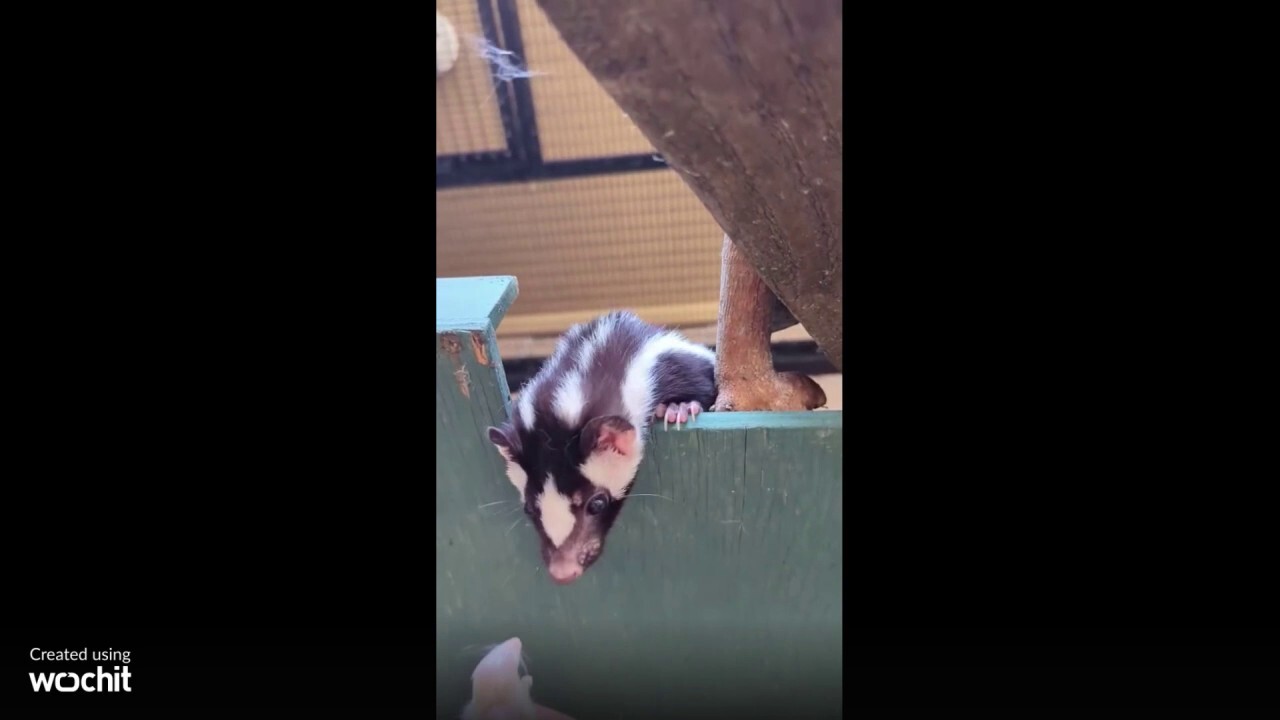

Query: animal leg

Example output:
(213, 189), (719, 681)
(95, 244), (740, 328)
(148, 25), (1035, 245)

(712, 234), (826, 412)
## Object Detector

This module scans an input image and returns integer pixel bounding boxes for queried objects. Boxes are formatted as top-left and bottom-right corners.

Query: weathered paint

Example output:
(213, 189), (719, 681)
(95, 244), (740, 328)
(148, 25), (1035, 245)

(437, 276), (842, 720)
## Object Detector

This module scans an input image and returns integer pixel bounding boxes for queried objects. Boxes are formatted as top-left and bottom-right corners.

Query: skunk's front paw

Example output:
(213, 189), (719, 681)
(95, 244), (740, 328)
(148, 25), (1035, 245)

(654, 400), (703, 430)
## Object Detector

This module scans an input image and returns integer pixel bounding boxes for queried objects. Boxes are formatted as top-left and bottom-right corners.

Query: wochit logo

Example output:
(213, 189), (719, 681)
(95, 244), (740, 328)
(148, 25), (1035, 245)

(28, 647), (133, 693)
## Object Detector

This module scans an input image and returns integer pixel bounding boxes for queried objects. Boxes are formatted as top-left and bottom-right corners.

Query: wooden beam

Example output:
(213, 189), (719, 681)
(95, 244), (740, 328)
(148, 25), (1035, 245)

(536, 0), (843, 370)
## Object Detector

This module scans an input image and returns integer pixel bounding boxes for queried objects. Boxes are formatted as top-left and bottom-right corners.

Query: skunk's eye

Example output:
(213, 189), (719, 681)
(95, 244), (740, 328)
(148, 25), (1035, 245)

(586, 494), (609, 515)
(523, 503), (536, 517)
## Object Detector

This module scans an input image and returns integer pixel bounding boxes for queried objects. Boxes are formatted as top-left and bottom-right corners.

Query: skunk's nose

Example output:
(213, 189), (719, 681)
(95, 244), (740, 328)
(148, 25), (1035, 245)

(548, 560), (583, 584)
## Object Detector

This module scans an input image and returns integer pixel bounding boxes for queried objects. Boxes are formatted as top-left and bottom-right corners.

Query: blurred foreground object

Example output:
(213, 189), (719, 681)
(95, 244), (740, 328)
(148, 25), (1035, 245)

(461, 638), (576, 720)
(437, 12), (460, 76)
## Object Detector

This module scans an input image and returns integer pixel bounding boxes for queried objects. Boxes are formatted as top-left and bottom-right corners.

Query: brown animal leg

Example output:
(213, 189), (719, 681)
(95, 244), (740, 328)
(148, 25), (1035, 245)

(712, 235), (827, 412)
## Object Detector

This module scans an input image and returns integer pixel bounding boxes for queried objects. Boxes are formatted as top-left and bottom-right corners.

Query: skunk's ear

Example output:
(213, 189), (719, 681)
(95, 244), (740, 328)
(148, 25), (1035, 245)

(579, 415), (637, 458)
(488, 424), (518, 461)
(489, 425), (528, 494)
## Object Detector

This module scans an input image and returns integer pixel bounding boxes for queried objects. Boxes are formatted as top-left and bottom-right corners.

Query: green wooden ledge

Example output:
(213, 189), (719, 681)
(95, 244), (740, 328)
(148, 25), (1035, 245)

(436, 276), (519, 423)
(435, 275), (842, 720)
(436, 275), (518, 333)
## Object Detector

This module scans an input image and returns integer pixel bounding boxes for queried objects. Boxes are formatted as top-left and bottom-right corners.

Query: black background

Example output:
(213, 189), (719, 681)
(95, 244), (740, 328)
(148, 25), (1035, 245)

(852, 628), (1280, 708)
(2, 1), (1275, 713)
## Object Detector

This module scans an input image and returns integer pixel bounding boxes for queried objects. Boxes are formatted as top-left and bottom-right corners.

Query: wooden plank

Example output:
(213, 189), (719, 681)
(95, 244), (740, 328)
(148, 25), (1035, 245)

(436, 407), (843, 719)
(436, 277), (840, 718)
(495, 301), (719, 337)
(437, 275), (520, 332)
(437, 276), (521, 719)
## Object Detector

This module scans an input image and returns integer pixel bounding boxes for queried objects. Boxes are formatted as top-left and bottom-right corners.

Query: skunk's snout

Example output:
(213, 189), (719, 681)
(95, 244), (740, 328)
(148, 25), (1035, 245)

(548, 558), (583, 584)
(547, 539), (604, 585)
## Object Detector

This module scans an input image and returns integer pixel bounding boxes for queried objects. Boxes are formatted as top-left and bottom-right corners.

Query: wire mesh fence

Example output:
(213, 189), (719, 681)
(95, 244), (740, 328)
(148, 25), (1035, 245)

(436, 0), (724, 337)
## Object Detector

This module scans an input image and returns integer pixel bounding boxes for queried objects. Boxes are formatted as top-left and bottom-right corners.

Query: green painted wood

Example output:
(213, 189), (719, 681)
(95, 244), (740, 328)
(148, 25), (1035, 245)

(437, 276), (519, 332)
(436, 277), (842, 719)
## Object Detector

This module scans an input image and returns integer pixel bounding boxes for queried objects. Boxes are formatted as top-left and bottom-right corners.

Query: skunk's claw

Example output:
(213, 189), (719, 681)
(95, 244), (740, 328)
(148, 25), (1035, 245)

(661, 401), (702, 430)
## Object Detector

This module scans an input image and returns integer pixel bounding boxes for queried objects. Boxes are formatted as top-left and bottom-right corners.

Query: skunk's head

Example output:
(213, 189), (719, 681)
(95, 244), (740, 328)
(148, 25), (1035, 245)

(488, 415), (641, 585)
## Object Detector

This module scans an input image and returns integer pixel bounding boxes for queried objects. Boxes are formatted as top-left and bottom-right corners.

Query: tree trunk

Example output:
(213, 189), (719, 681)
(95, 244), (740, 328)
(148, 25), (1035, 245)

(536, 0), (843, 371)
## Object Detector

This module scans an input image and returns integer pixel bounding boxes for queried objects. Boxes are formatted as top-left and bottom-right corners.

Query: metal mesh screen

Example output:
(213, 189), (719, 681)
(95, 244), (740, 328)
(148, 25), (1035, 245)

(435, 0), (724, 337)
(513, 0), (653, 161)
(436, 0), (511, 157)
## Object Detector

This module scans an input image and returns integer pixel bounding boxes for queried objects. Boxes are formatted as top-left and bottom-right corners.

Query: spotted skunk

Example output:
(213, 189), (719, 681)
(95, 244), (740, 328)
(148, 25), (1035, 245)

(487, 311), (717, 585)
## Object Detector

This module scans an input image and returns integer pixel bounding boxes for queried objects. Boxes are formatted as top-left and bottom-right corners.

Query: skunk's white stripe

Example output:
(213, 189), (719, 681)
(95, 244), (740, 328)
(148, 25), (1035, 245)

(552, 374), (585, 427)
(589, 331), (710, 491)
(494, 446), (529, 500)
(538, 474), (575, 548)
(507, 464), (528, 496)
(620, 332), (713, 431)
(517, 390), (536, 430)
(552, 316), (615, 427)
(580, 451), (637, 498)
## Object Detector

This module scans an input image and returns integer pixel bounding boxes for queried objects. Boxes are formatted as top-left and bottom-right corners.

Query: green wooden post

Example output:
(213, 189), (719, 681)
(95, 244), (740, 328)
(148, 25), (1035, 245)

(437, 276), (842, 719)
